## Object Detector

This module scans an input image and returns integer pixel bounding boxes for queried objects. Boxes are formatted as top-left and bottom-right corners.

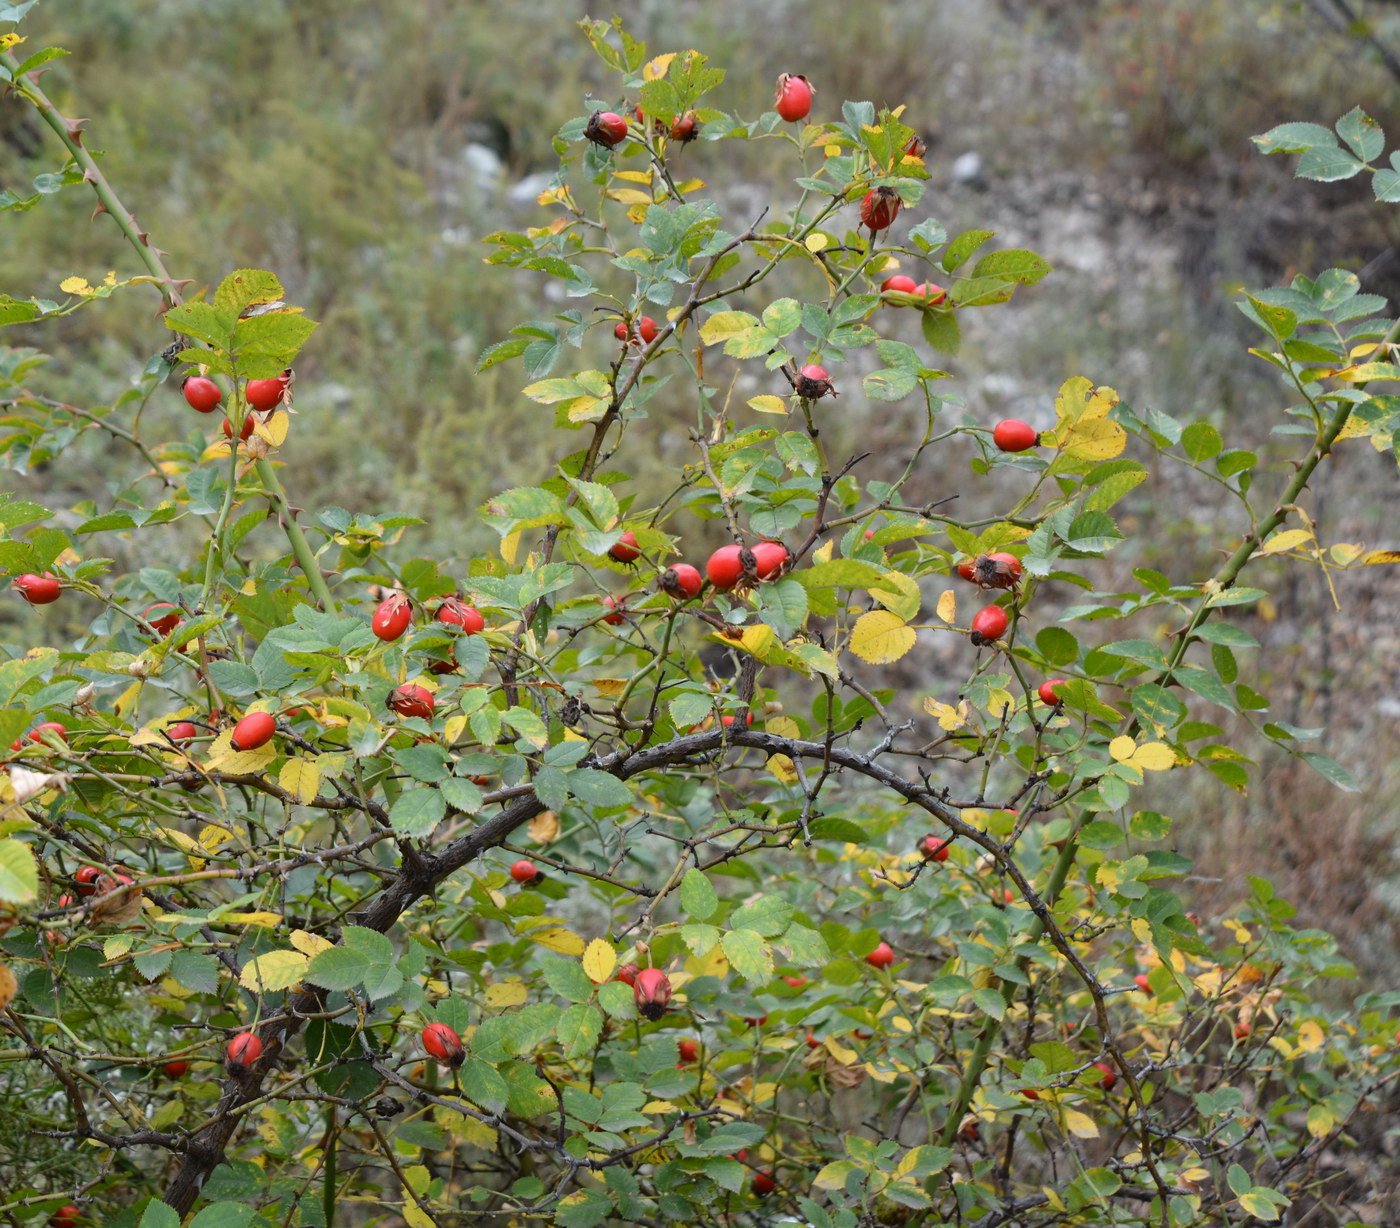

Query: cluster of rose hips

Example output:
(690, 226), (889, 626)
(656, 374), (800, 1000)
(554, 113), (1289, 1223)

(180, 368), (291, 442)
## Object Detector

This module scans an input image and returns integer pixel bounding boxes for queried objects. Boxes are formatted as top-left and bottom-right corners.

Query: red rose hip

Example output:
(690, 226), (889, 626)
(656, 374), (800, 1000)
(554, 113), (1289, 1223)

(436, 597), (484, 635)
(1038, 679), (1067, 706)
(163, 1059), (189, 1077)
(706, 544), (745, 590)
(751, 540), (788, 580)
(613, 963), (640, 987)
(860, 185), (902, 232)
(677, 1038), (698, 1063)
(970, 605), (1009, 646)
(182, 376), (222, 413)
(608, 531), (641, 563)
(794, 363), (834, 399)
(774, 73), (813, 122)
(226, 1031), (263, 1069)
(245, 373), (289, 411)
(230, 711), (276, 751)
(372, 594), (412, 641)
(752, 1171), (776, 1196)
(585, 110), (629, 148)
(421, 1021), (465, 1067)
(660, 563), (702, 601)
(634, 968), (672, 1020)
(919, 834), (952, 862)
(14, 573), (61, 605)
(387, 684), (435, 720)
(993, 419), (1039, 452)
(142, 603), (182, 636)
(866, 941), (895, 969)
(510, 859), (543, 887)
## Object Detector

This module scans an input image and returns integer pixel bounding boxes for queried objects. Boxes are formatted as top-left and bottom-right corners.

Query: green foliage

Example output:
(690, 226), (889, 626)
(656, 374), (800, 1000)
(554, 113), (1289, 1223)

(0, 11), (1397, 1228)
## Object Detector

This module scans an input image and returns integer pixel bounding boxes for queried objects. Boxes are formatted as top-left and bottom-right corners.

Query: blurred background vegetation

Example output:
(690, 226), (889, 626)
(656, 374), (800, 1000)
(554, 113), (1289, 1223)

(2, 0), (1398, 984)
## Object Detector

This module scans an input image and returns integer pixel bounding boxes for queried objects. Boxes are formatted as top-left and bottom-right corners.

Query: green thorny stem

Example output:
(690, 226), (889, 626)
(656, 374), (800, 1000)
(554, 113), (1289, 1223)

(928, 326), (1392, 1194)
(5, 49), (335, 610)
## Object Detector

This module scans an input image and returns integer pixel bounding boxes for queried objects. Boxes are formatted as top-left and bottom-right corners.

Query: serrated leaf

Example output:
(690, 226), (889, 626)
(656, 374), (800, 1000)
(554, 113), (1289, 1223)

(0, 838), (39, 904)
(849, 609), (917, 664)
(277, 756), (321, 805)
(238, 949), (309, 993)
(582, 939), (617, 985)
(680, 869), (718, 921)
(720, 928), (772, 982)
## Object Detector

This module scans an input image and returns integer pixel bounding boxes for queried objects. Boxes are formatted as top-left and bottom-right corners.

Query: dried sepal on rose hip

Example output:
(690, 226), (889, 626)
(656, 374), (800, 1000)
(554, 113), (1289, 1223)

(793, 363), (834, 399)
(970, 605), (1009, 646)
(608, 531), (641, 563)
(585, 109), (629, 148)
(669, 111), (700, 142)
(509, 859), (544, 887)
(633, 968), (672, 1020)
(859, 185), (902, 232)
(659, 563), (702, 601)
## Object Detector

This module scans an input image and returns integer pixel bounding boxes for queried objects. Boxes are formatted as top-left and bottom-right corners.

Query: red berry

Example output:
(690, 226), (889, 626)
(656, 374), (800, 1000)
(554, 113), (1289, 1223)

(669, 112), (700, 142)
(955, 558), (978, 583)
(1134, 973), (1152, 994)
(613, 316), (658, 346)
(634, 968), (672, 1021)
(919, 834), (951, 862)
(860, 186), (902, 232)
(613, 963), (641, 987)
(1039, 679), (1067, 706)
(166, 721), (197, 746)
(163, 1059), (189, 1078)
(677, 1038), (699, 1063)
(245, 374), (289, 411)
(28, 721), (67, 745)
(222, 414), (256, 442)
(881, 273), (917, 302)
(372, 594), (413, 641)
(1020, 1088), (1040, 1100)
(1234, 1022), (1251, 1041)
(421, 1022), (465, 1067)
(182, 376), (222, 413)
(774, 72), (813, 122)
(49, 1205), (80, 1228)
(660, 563), (702, 600)
(74, 866), (103, 896)
(585, 110), (628, 148)
(636, 315), (658, 344)
(970, 605), (1009, 646)
(226, 1031), (263, 1069)
(13, 573), (61, 605)
(866, 941), (895, 969)
(781, 974), (807, 988)
(743, 1014), (768, 1028)
(436, 597), (484, 635)
(720, 713), (754, 729)
(1093, 1061), (1116, 1090)
(751, 540), (788, 580)
(602, 596), (626, 625)
(510, 859), (543, 887)
(805, 1030), (821, 1049)
(608, 531), (641, 563)
(794, 363), (834, 399)
(914, 281), (947, 305)
(751, 1171), (776, 1196)
(993, 419), (1039, 452)
(142, 603), (182, 636)
(230, 711), (276, 752)
(706, 544), (745, 590)
(387, 684), (435, 721)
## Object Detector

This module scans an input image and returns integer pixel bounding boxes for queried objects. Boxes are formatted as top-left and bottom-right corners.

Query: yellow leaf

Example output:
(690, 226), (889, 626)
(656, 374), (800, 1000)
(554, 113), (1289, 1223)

(239, 949), (310, 993)
(113, 679), (144, 719)
(922, 696), (967, 731)
(685, 943), (728, 978)
(699, 311), (757, 345)
(812, 539), (834, 565)
(1360, 549), (1400, 566)
(403, 1203), (435, 1228)
(1109, 736), (1137, 763)
(222, 911), (284, 928)
(1131, 741), (1176, 771)
(590, 678), (629, 697)
(643, 52), (676, 79)
(500, 530), (521, 564)
(804, 232), (829, 252)
(642, 1100), (677, 1113)
(1061, 1108), (1100, 1138)
(278, 757), (321, 805)
(1057, 417), (1125, 460)
(767, 753), (798, 783)
(582, 938), (617, 985)
(935, 589), (957, 624)
(1258, 528), (1313, 555)
(60, 276), (93, 295)
(765, 716), (799, 739)
(849, 610), (917, 664)
(606, 188), (655, 206)
(530, 927), (585, 956)
(1296, 1020), (1324, 1054)
(528, 811), (560, 843)
(614, 170), (655, 184)
(484, 981), (529, 1008)
(290, 929), (334, 958)
(747, 394), (789, 415)
(0, 33), (23, 50)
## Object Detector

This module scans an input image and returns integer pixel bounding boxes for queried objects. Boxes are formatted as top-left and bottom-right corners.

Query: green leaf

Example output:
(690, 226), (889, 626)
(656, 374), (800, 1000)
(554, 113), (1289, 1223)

(730, 894), (793, 937)
(1252, 121), (1336, 154)
(720, 928), (773, 982)
(389, 788), (446, 837)
(679, 869), (718, 922)
(775, 922), (830, 966)
(460, 1057), (510, 1113)
(1299, 751), (1359, 792)
(972, 987), (1006, 1020)
(188, 1203), (255, 1228)
(139, 1203), (181, 1228)
(538, 955), (597, 1003)
(566, 768), (632, 809)
(1336, 106), (1383, 162)
(920, 308), (960, 357)
(1297, 144), (1364, 182)
(0, 838), (39, 904)
(557, 1003), (603, 1059)
(942, 228), (995, 272)
(971, 248), (1052, 284)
